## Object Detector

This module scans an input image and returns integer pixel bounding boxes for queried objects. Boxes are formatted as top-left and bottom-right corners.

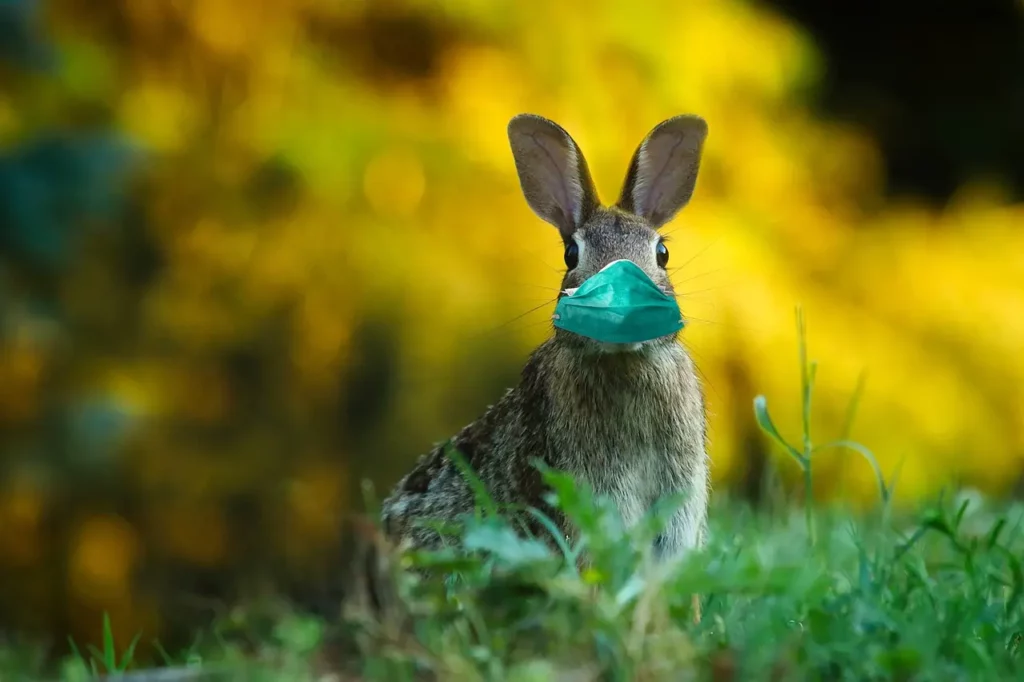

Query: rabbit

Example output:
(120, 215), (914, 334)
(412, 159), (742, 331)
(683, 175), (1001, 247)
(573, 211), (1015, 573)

(380, 113), (710, 573)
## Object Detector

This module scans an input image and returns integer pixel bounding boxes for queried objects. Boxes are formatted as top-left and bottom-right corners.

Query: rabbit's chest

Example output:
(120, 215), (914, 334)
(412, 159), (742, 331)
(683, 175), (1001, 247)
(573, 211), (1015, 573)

(586, 445), (673, 528)
(563, 401), (683, 526)
(547, 347), (705, 527)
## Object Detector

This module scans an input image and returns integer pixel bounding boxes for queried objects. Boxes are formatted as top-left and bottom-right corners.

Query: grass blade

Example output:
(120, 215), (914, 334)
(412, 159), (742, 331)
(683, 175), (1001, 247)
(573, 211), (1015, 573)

(813, 439), (890, 504)
(445, 439), (499, 517)
(753, 395), (805, 467)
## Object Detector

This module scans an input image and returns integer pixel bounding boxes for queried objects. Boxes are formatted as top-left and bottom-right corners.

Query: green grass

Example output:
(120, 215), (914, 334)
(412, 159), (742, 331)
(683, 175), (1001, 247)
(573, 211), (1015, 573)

(4, 491), (1023, 681)
(3, 311), (1023, 681)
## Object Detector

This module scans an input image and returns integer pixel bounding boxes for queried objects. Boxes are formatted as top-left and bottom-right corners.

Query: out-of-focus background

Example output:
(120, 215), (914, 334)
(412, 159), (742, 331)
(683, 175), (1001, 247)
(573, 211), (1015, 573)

(1, 0), (1022, 660)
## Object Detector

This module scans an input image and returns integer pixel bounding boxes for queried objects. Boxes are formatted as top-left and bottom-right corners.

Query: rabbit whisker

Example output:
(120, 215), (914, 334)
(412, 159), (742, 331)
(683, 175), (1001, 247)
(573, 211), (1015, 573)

(476, 298), (558, 337)
(670, 237), (721, 272)
(671, 267), (725, 284)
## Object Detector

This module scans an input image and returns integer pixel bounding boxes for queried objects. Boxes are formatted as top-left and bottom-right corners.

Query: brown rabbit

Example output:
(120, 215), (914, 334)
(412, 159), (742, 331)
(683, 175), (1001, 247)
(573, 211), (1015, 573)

(380, 113), (710, 571)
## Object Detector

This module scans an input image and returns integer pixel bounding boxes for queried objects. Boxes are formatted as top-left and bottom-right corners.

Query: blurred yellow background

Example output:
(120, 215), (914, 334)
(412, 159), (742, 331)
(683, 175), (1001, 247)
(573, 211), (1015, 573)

(0, 0), (1022, 658)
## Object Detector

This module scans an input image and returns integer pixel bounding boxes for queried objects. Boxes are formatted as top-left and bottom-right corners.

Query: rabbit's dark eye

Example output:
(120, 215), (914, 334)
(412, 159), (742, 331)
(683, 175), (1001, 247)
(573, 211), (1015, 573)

(564, 241), (579, 270)
(656, 241), (669, 268)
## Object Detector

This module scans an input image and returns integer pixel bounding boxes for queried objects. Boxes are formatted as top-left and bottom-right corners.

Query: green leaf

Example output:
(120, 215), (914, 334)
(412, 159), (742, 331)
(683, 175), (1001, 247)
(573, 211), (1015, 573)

(463, 521), (552, 568)
(999, 546), (1023, 613)
(102, 612), (115, 671)
(987, 518), (1007, 550)
(66, 637), (84, 664)
(85, 645), (104, 669)
(119, 633), (141, 672)
(840, 369), (869, 442)
(953, 498), (971, 531)
(536, 461), (596, 525)
(614, 572), (647, 608)
(813, 439), (889, 503)
(894, 525), (931, 561)
(521, 506), (576, 565)
(403, 551), (482, 574)
(753, 395), (805, 467)
(796, 305), (814, 454)
(151, 640), (174, 667)
(273, 616), (323, 655)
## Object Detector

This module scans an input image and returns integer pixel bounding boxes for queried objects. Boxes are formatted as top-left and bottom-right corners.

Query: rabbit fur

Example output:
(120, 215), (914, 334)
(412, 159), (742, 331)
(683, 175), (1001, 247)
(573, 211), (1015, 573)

(380, 113), (710, 563)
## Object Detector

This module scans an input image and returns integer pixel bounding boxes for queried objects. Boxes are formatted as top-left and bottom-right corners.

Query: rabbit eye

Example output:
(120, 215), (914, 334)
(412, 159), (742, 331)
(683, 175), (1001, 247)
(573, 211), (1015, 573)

(656, 240), (669, 268)
(564, 241), (579, 270)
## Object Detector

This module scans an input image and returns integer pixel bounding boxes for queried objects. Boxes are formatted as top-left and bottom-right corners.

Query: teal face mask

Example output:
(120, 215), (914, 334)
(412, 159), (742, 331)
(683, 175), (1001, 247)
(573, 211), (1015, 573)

(552, 259), (684, 344)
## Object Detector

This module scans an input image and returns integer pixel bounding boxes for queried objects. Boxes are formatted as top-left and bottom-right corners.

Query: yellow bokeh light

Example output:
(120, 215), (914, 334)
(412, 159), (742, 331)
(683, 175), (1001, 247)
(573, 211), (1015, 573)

(363, 147), (427, 219)
(69, 515), (140, 605)
(149, 502), (228, 567)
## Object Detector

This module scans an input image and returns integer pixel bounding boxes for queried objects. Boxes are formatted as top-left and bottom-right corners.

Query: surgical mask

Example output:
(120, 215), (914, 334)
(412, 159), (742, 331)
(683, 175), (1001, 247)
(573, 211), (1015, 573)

(552, 259), (684, 344)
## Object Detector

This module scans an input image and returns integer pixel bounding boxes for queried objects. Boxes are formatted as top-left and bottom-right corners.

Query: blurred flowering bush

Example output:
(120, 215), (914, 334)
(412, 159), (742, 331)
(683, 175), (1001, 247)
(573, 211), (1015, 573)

(0, 0), (1022, 655)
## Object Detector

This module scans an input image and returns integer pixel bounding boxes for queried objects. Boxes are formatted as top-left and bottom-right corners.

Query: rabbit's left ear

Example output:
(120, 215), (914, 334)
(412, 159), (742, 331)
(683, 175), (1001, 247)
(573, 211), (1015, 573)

(617, 115), (708, 228)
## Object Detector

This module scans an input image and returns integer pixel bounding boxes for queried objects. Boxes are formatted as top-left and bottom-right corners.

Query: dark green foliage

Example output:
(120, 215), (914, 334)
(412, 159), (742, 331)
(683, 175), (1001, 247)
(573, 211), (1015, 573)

(8, 477), (1017, 681)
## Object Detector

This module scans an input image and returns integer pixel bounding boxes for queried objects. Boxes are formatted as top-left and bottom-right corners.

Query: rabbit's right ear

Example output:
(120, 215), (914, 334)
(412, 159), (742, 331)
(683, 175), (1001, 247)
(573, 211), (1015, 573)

(507, 114), (599, 238)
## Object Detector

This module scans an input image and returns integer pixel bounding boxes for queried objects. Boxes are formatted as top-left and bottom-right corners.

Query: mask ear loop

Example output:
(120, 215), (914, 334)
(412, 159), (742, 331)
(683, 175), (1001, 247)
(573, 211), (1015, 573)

(552, 287), (579, 322)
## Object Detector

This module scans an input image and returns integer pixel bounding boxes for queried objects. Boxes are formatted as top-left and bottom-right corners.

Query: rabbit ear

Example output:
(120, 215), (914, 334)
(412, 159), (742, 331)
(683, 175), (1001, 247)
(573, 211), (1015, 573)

(507, 114), (600, 238)
(617, 115), (708, 228)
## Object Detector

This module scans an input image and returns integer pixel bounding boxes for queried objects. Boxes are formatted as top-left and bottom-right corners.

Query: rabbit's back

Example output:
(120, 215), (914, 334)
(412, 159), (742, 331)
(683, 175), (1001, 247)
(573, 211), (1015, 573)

(380, 352), (559, 548)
